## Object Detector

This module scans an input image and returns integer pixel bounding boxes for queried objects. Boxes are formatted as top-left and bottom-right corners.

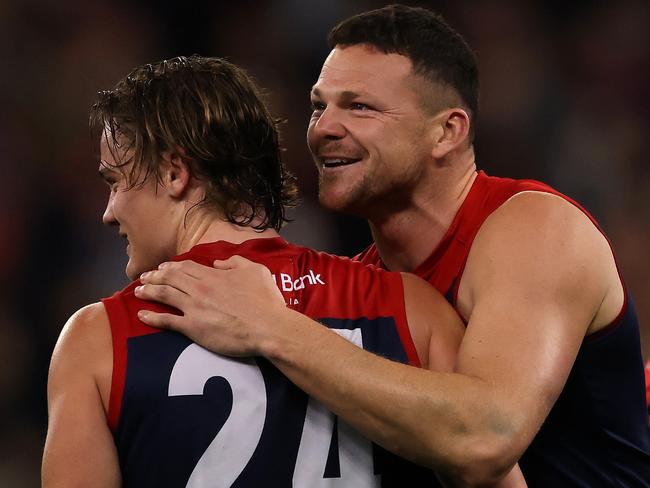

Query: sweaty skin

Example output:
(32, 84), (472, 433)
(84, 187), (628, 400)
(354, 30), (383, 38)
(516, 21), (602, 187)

(136, 45), (625, 486)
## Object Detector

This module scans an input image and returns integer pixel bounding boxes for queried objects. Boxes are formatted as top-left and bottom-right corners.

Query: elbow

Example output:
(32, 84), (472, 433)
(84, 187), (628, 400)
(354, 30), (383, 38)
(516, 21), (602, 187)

(433, 429), (521, 487)
(450, 444), (518, 487)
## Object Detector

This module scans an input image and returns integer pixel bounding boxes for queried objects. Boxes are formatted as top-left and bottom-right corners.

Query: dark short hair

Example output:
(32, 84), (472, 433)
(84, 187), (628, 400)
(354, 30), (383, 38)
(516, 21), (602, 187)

(329, 4), (479, 140)
(90, 55), (298, 231)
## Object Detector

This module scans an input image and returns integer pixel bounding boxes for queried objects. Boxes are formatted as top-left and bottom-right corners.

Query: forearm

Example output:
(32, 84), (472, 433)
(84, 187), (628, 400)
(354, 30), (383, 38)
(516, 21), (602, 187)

(261, 307), (521, 484)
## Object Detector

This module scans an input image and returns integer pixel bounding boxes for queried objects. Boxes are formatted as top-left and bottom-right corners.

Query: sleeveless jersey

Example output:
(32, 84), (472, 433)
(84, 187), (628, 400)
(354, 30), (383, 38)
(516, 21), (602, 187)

(102, 237), (440, 487)
(357, 170), (650, 487)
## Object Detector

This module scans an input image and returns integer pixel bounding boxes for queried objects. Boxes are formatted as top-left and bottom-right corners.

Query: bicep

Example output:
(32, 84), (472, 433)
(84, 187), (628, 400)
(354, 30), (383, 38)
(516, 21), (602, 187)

(456, 193), (610, 437)
(42, 305), (120, 488)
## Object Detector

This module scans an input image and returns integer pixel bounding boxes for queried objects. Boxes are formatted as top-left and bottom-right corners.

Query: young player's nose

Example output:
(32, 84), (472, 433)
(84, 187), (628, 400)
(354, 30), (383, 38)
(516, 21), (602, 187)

(102, 193), (117, 226)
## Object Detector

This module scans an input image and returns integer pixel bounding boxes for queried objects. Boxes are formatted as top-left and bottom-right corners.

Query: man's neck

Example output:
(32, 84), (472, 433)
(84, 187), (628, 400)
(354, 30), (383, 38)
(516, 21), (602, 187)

(369, 164), (477, 272)
(176, 206), (280, 256)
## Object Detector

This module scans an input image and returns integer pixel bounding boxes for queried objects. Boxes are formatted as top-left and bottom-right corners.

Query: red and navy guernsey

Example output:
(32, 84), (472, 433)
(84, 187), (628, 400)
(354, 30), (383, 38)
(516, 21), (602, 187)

(103, 237), (440, 487)
(357, 170), (650, 487)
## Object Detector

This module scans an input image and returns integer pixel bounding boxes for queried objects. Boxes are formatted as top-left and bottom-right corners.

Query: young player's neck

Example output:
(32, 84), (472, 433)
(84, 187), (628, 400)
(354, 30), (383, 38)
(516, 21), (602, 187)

(175, 206), (280, 255)
(370, 161), (477, 272)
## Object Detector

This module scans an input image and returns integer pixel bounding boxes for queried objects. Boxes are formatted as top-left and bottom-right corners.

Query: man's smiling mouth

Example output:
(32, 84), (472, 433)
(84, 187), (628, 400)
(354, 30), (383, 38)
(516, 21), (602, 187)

(322, 157), (362, 168)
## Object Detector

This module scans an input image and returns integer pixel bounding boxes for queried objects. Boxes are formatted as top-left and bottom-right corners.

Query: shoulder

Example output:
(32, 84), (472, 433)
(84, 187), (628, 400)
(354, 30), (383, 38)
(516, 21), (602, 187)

(49, 302), (112, 409)
(493, 189), (595, 222)
(400, 273), (464, 372)
(460, 190), (622, 333)
(475, 190), (612, 266)
(53, 303), (111, 357)
(296, 247), (408, 320)
(299, 246), (390, 285)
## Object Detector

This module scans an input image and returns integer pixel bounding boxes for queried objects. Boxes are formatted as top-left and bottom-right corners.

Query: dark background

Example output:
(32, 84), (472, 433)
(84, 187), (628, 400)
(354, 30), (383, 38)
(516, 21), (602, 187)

(1, 1), (648, 484)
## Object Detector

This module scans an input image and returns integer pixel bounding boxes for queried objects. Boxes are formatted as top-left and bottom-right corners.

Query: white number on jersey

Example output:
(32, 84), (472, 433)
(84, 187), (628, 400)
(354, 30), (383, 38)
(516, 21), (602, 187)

(293, 328), (379, 486)
(169, 344), (266, 487)
(168, 328), (378, 487)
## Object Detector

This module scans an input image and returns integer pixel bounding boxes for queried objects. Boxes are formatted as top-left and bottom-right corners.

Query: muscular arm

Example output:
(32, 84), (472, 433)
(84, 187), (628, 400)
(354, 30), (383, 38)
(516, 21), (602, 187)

(445, 193), (614, 465)
(42, 303), (120, 488)
(388, 273), (527, 487)
(136, 193), (619, 485)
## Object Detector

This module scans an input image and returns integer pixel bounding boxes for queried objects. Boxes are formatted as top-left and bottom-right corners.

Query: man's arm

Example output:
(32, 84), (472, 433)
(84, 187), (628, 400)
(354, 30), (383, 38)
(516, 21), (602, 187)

(136, 193), (619, 485)
(402, 273), (527, 488)
(42, 303), (120, 488)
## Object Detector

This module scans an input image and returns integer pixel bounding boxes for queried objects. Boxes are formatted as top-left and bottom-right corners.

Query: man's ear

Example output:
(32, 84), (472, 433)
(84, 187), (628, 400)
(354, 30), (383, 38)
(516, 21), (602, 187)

(161, 149), (191, 198)
(430, 107), (471, 159)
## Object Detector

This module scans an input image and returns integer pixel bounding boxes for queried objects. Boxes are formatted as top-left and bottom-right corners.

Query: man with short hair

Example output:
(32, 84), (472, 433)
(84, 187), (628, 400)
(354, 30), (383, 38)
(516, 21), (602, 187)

(136, 5), (650, 486)
(43, 54), (527, 487)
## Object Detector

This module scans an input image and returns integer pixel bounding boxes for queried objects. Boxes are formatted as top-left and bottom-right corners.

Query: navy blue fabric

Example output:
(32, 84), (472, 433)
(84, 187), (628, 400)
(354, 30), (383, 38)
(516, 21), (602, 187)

(115, 319), (440, 487)
(519, 296), (650, 487)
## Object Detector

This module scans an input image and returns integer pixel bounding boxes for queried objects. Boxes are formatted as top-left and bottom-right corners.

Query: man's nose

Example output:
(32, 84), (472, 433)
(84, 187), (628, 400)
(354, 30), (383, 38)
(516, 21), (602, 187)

(309, 106), (347, 140)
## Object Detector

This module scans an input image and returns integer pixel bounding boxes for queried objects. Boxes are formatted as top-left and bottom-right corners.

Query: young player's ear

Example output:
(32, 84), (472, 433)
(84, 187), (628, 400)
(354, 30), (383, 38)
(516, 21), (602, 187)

(430, 108), (471, 159)
(161, 149), (191, 197)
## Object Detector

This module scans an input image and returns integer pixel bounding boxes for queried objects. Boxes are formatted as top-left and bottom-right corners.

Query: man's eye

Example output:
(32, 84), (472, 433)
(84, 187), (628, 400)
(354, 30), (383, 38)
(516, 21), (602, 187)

(311, 101), (325, 112)
(350, 102), (371, 111)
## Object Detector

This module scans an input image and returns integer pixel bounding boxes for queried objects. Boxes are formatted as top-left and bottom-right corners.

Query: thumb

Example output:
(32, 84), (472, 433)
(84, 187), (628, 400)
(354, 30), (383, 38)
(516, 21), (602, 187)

(213, 254), (250, 270)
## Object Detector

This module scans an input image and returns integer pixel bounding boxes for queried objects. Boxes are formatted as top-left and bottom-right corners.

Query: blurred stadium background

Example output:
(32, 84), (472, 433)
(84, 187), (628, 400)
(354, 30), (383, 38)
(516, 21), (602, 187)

(1, 0), (648, 485)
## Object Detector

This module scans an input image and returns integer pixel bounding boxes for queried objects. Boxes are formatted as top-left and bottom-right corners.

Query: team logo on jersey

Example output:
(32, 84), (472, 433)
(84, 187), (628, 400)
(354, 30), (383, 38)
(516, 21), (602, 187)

(272, 270), (325, 292)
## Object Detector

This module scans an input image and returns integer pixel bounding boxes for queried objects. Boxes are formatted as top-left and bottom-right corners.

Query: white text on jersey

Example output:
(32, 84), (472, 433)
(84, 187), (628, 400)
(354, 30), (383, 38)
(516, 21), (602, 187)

(272, 270), (325, 292)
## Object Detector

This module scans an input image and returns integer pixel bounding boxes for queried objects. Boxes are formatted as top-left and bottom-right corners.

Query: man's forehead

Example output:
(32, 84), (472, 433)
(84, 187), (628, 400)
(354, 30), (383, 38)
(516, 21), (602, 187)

(313, 45), (414, 92)
(322, 46), (412, 76)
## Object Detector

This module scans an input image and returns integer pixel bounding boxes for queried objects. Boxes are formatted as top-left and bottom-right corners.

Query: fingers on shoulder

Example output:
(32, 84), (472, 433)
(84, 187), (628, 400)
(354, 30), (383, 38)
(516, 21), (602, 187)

(213, 255), (243, 269)
(148, 260), (204, 281)
(213, 254), (263, 270)
(138, 310), (184, 331)
(136, 281), (188, 306)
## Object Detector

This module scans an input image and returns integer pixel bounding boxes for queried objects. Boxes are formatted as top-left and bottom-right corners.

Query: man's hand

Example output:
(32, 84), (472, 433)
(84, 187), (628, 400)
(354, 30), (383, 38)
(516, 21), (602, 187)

(136, 255), (286, 356)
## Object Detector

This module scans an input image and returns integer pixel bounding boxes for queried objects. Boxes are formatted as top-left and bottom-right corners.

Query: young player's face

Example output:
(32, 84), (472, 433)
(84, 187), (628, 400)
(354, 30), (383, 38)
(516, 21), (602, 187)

(307, 45), (437, 217)
(99, 132), (177, 280)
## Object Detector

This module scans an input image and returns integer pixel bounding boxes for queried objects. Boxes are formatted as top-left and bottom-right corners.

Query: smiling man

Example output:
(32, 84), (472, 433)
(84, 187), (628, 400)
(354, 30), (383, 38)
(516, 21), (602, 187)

(309, 48), (459, 220)
(135, 5), (650, 487)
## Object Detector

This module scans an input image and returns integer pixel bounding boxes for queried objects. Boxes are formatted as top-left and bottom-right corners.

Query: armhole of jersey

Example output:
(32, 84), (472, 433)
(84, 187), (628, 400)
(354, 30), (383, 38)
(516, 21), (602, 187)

(581, 208), (630, 342)
(101, 294), (129, 433)
(454, 187), (630, 334)
(389, 274), (422, 368)
(585, 289), (629, 342)
(584, 219), (630, 339)
(550, 192), (630, 339)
